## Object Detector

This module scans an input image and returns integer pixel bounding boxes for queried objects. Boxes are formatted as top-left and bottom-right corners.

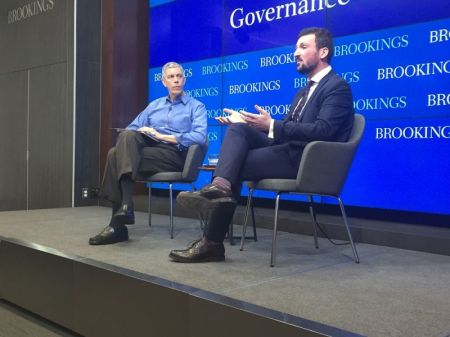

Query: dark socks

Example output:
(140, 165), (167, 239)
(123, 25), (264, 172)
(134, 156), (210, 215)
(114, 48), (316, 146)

(108, 220), (124, 229)
(112, 202), (120, 216)
(203, 201), (237, 242)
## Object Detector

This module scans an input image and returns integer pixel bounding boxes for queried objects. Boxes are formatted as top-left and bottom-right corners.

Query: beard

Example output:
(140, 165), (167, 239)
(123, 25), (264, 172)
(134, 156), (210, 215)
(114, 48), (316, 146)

(297, 63), (312, 75)
(296, 59), (318, 75)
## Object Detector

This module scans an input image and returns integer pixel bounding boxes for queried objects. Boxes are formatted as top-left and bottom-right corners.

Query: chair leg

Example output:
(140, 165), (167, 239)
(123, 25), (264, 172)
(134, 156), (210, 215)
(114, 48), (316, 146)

(148, 185), (152, 227)
(251, 199), (257, 241)
(337, 197), (360, 263)
(307, 195), (319, 249)
(228, 221), (235, 245)
(191, 183), (204, 230)
(270, 193), (281, 267)
(240, 188), (254, 251)
(169, 183), (174, 239)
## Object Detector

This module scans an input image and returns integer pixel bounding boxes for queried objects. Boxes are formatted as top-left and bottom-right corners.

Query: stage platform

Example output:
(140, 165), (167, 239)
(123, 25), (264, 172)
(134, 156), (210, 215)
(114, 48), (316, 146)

(1, 206), (450, 337)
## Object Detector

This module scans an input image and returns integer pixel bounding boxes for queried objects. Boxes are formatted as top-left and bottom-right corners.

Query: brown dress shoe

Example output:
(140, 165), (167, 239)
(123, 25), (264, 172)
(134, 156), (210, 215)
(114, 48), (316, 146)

(89, 225), (128, 245)
(176, 191), (236, 213)
(199, 184), (233, 199)
(169, 238), (225, 262)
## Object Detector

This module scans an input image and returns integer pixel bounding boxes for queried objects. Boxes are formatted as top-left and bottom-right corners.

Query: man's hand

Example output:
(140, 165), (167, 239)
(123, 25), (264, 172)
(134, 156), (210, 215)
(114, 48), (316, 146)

(138, 126), (163, 140)
(138, 126), (157, 136)
(138, 126), (178, 144)
(216, 108), (246, 124)
(241, 105), (272, 131)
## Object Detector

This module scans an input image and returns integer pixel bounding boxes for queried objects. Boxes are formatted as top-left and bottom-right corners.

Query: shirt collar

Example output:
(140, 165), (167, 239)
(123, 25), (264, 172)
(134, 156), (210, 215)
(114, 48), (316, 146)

(310, 65), (332, 84)
(166, 92), (189, 105)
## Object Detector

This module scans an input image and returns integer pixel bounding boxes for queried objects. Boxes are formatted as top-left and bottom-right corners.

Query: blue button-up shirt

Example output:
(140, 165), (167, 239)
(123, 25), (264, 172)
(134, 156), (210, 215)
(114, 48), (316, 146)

(127, 93), (207, 150)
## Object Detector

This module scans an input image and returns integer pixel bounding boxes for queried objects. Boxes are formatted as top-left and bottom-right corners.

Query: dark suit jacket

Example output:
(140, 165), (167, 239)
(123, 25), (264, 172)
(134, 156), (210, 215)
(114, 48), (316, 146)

(273, 70), (354, 166)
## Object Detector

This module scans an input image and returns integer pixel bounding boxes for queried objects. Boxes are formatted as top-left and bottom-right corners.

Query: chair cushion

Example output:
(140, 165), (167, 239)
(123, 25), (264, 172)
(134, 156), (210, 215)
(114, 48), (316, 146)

(142, 172), (183, 182)
(246, 179), (297, 192)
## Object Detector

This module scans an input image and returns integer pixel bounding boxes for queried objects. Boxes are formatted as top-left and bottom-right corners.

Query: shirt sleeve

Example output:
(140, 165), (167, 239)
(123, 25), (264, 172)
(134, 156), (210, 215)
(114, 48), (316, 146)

(172, 101), (208, 149)
(268, 119), (275, 139)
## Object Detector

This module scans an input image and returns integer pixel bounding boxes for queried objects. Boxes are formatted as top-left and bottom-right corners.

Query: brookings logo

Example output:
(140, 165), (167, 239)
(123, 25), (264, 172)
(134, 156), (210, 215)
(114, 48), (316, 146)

(8, 0), (55, 24)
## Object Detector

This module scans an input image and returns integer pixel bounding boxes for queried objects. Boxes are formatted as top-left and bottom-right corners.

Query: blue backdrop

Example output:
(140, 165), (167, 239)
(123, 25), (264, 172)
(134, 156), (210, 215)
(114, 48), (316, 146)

(148, 0), (450, 216)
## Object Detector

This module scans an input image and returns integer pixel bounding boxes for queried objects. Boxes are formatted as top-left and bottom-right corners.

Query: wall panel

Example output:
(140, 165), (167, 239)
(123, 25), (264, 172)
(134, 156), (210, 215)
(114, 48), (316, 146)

(0, 72), (28, 210)
(0, 0), (67, 73)
(28, 63), (72, 209)
(0, 0), (101, 210)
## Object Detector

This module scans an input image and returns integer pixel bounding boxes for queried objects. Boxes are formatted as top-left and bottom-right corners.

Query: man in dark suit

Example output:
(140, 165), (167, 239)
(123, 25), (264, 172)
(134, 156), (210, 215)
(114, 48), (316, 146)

(170, 27), (354, 262)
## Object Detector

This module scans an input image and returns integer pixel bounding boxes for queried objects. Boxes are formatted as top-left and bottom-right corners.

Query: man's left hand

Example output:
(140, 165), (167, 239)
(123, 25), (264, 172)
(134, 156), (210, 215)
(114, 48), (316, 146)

(241, 105), (272, 131)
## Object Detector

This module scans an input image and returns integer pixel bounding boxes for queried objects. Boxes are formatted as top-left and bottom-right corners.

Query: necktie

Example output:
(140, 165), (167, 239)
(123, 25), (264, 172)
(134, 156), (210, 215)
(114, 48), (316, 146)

(291, 80), (314, 122)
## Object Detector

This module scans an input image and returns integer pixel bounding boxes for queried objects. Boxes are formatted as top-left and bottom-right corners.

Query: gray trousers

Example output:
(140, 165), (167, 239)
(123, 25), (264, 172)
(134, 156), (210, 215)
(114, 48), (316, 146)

(99, 130), (186, 205)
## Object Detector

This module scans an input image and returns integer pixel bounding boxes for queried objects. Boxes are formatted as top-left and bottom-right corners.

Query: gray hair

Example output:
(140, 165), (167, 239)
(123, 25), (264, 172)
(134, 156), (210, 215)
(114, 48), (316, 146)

(161, 62), (184, 79)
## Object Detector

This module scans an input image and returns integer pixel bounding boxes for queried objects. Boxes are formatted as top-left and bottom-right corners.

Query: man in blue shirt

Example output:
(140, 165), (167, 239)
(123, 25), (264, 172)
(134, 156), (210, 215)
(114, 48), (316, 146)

(89, 62), (207, 245)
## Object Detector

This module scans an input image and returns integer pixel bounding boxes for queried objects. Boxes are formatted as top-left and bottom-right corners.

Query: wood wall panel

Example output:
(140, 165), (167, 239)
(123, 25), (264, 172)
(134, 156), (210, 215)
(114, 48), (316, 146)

(100, 0), (148, 195)
(0, 72), (28, 210)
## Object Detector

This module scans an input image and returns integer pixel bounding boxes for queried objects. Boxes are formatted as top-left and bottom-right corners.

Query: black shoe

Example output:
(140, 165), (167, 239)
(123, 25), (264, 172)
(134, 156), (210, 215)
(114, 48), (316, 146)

(88, 225), (128, 245)
(199, 184), (233, 199)
(169, 238), (225, 263)
(113, 204), (135, 225)
(176, 191), (236, 213)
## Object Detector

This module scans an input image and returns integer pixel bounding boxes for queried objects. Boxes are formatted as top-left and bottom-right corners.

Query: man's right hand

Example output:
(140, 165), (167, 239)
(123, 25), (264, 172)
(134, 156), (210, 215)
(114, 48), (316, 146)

(137, 126), (156, 135)
(215, 108), (246, 125)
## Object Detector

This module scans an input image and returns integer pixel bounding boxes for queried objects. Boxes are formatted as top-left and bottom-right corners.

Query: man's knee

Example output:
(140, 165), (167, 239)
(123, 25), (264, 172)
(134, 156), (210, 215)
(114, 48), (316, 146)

(225, 123), (251, 139)
(107, 147), (116, 157)
(228, 122), (249, 132)
(105, 147), (117, 164)
(117, 130), (140, 144)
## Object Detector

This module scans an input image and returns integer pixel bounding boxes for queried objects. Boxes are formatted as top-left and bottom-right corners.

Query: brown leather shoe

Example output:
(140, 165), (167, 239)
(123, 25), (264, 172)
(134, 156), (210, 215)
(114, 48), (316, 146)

(176, 191), (236, 213)
(199, 184), (233, 199)
(169, 238), (225, 262)
(89, 225), (128, 245)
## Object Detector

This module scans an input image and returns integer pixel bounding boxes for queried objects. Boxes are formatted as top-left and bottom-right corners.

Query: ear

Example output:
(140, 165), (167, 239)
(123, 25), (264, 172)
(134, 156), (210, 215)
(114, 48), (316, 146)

(320, 47), (329, 61)
(162, 78), (168, 88)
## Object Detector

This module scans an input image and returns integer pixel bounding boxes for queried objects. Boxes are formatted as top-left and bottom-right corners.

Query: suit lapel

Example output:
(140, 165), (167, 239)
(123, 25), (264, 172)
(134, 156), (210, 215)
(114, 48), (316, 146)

(298, 71), (335, 122)
(284, 85), (309, 122)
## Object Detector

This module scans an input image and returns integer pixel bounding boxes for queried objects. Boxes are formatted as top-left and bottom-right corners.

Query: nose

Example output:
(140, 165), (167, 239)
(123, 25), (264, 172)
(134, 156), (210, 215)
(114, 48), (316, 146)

(294, 48), (300, 57)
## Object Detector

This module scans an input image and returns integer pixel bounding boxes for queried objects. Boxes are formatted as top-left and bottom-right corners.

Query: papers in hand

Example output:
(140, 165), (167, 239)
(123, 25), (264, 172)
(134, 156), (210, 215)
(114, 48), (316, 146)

(139, 131), (172, 144)
(228, 110), (246, 123)
(111, 128), (168, 144)
(217, 108), (246, 124)
(112, 127), (127, 132)
(140, 130), (162, 142)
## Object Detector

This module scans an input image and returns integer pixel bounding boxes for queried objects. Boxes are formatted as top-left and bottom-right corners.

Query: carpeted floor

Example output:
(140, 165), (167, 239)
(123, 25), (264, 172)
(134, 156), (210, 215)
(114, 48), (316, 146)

(0, 206), (450, 337)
